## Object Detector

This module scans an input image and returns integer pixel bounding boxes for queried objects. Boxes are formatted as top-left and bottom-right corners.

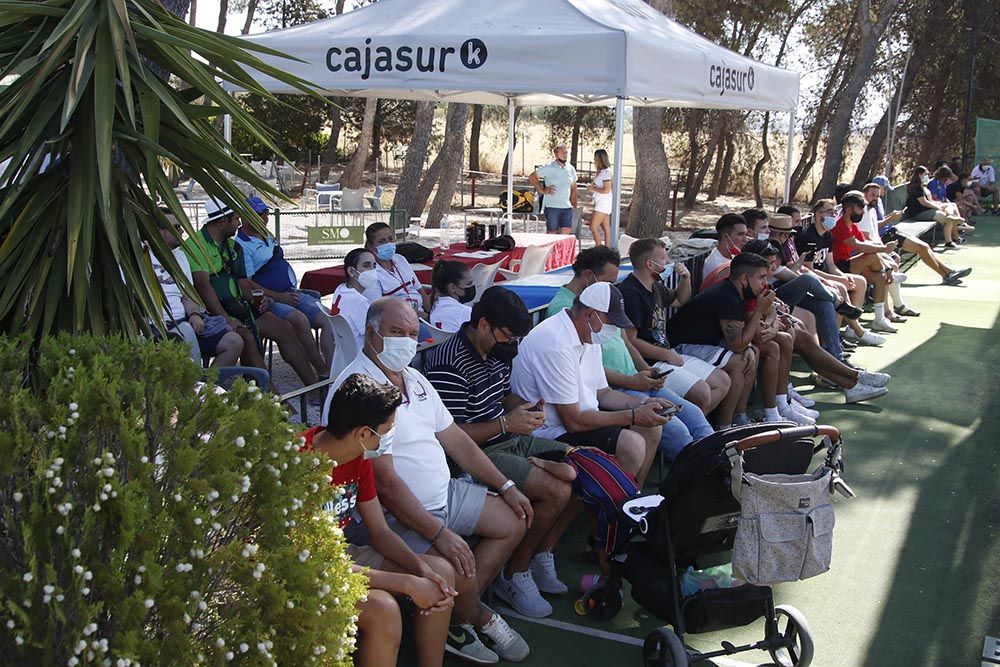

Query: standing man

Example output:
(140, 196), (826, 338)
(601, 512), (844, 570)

(529, 145), (578, 235)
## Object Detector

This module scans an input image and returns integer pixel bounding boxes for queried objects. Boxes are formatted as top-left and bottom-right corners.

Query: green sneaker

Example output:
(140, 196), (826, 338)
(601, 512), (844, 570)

(445, 624), (499, 665)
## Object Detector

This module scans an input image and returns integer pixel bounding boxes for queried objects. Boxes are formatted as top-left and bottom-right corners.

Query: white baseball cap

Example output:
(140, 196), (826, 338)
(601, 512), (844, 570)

(579, 282), (633, 328)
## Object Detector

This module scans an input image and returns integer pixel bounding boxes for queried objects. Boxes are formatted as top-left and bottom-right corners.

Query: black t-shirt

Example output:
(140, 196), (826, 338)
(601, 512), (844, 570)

(945, 181), (965, 202)
(665, 280), (746, 347)
(796, 224), (832, 271)
(905, 183), (932, 218)
(619, 273), (677, 350)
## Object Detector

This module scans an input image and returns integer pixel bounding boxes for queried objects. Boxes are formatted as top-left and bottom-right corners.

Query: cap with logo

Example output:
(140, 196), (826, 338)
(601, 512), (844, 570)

(579, 282), (633, 329)
(202, 197), (235, 224)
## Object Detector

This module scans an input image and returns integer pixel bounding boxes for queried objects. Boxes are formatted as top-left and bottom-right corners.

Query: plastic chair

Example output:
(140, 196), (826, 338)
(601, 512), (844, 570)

(471, 261), (503, 303)
(339, 187), (366, 211)
(326, 314), (360, 382)
(498, 243), (554, 281)
(303, 182), (341, 210)
(618, 233), (639, 257)
(365, 185), (384, 210)
(412, 319), (456, 372)
(570, 207), (585, 248)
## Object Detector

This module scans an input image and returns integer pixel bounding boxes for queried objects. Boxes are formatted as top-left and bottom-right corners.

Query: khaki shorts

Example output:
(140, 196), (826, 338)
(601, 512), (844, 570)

(483, 434), (569, 489)
(346, 477), (488, 569)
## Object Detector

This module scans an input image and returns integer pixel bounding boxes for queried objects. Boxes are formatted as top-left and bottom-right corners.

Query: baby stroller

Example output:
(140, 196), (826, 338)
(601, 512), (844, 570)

(579, 422), (851, 667)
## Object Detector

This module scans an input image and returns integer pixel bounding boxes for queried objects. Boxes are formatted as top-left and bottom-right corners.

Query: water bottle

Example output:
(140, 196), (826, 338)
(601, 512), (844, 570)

(440, 214), (451, 250)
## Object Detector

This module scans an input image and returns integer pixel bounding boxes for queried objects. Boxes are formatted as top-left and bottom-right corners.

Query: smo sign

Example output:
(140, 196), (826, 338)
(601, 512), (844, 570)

(307, 225), (364, 246)
(708, 63), (755, 97)
(326, 38), (488, 81)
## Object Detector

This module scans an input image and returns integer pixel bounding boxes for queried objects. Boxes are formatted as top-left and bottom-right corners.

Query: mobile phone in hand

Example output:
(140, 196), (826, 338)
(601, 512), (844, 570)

(649, 369), (669, 380)
(660, 404), (681, 418)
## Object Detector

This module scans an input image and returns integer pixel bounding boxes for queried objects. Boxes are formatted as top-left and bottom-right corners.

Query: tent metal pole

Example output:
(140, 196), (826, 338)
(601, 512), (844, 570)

(507, 98), (515, 228)
(784, 109), (795, 202)
(610, 96), (625, 249)
(224, 113), (232, 143)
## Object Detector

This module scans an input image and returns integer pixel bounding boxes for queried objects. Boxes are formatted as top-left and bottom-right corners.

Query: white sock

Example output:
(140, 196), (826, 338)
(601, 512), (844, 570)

(776, 394), (789, 410)
(874, 303), (885, 320)
(888, 282), (903, 309)
(764, 407), (781, 421)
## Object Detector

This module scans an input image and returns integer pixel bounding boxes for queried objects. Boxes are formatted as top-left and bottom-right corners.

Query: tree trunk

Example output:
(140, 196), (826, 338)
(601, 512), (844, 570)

(393, 101), (436, 217)
(215, 0), (229, 33)
(426, 104), (470, 229)
(500, 107), (523, 178)
(241, 0), (260, 34)
(626, 107), (671, 237)
(814, 0), (902, 200)
(681, 111), (702, 210)
(340, 97), (378, 189)
(319, 102), (343, 182)
(335, 0), (347, 14)
(719, 133), (736, 195)
(683, 116), (720, 211)
(707, 126), (727, 201)
(468, 105), (483, 173)
(187, 0), (197, 25)
(570, 107), (586, 167)
(369, 99), (383, 171)
(753, 113), (772, 207)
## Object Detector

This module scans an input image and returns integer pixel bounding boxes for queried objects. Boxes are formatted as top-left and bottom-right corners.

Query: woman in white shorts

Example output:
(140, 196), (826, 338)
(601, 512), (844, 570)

(587, 149), (614, 246)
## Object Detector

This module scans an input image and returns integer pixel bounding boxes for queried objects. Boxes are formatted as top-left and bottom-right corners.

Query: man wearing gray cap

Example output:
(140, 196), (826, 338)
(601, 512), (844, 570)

(511, 282), (670, 486)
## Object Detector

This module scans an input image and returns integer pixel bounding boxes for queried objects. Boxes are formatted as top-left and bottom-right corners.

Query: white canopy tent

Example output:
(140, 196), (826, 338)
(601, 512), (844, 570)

(231, 0), (800, 245)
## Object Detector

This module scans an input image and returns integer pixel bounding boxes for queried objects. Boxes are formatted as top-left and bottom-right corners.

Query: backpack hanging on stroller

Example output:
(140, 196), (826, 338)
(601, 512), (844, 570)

(620, 422), (851, 667)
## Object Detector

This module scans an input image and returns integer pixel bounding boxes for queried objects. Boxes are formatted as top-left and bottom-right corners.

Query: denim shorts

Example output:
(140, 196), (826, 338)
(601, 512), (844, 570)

(544, 207), (574, 232)
(268, 292), (325, 323)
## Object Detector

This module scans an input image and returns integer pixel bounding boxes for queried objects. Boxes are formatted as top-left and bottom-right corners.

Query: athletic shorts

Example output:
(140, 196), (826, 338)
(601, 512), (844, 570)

(557, 426), (623, 454)
(652, 354), (721, 396)
(345, 477), (488, 568)
(483, 434), (569, 489)
(544, 207), (574, 232)
(672, 344), (733, 369)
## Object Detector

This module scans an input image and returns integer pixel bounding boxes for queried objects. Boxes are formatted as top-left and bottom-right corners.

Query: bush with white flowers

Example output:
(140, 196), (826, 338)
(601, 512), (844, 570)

(0, 335), (365, 665)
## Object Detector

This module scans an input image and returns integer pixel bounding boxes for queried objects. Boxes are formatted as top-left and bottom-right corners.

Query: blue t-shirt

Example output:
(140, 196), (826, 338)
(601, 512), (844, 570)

(235, 231), (297, 292)
(535, 160), (577, 209)
(927, 178), (948, 202)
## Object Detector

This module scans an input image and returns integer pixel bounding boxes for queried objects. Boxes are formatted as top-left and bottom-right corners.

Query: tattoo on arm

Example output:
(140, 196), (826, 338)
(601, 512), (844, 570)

(722, 320), (743, 344)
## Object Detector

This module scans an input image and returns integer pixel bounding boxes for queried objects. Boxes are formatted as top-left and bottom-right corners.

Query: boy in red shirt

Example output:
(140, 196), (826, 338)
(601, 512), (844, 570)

(830, 191), (897, 333)
(303, 373), (457, 667)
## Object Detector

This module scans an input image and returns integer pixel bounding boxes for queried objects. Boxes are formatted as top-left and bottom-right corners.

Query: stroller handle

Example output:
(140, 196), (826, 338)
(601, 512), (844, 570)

(734, 424), (840, 453)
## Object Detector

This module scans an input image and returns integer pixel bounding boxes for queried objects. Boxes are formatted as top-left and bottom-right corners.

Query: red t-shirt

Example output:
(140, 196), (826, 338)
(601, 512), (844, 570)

(301, 426), (377, 529)
(830, 216), (864, 264)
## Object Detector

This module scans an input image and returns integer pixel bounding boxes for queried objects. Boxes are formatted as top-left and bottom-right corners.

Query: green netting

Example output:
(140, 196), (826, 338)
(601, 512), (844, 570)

(975, 117), (1000, 162)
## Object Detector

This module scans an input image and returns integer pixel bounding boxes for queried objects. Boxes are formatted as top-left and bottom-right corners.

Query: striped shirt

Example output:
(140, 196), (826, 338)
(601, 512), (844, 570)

(424, 327), (509, 446)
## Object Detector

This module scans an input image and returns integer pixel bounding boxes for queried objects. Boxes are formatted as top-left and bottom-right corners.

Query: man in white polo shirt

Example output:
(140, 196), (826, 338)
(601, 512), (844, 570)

(529, 144), (578, 235)
(323, 297), (533, 664)
(511, 282), (670, 486)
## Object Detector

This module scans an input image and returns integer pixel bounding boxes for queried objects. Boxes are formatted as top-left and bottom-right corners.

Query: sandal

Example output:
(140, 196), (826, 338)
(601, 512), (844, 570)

(895, 306), (920, 317)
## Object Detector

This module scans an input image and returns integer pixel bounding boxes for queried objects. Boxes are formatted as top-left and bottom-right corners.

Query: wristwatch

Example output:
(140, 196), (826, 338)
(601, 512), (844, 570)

(498, 479), (516, 495)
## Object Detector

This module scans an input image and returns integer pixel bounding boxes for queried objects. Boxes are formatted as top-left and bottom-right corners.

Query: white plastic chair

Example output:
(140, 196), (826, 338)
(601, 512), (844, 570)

(498, 243), (554, 281)
(326, 314), (359, 382)
(339, 187), (366, 211)
(302, 181), (341, 210)
(618, 233), (639, 257)
(471, 261), (503, 303)
(419, 318), (455, 346)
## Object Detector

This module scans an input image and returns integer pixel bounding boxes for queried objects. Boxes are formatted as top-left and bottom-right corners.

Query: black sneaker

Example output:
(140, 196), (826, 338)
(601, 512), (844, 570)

(841, 338), (858, 351)
(943, 270), (963, 285)
(953, 267), (973, 279)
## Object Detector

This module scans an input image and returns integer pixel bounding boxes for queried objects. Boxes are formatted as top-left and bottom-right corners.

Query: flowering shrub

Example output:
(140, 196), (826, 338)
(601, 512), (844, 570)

(0, 335), (365, 665)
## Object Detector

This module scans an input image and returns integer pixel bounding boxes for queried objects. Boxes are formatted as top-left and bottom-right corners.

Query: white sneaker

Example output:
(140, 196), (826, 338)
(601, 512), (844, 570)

(479, 612), (530, 662)
(858, 370), (891, 388)
(529, 551), (568, 595)
(844, 383), (889, 404)
(446, 624), (499, 665)
(493, 570), (552, 618)
(869, 318), (898, 334)
(788, 384), (816, 408)
(855, 330), (886, 346)
(790, 400), (820, 420)
(779, 406), (815, 425)
(892, 272), (908, 284)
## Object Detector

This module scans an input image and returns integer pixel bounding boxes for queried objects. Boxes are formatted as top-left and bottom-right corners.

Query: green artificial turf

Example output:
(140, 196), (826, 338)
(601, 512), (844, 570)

(443, 220), (1000, 667)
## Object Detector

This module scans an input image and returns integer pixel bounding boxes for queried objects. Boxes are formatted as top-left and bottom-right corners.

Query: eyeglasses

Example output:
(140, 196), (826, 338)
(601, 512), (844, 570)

(491, 327), (522, 345)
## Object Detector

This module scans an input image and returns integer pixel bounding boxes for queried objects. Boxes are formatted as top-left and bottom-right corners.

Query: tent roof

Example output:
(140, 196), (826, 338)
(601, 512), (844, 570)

(235, 0), (799, 112)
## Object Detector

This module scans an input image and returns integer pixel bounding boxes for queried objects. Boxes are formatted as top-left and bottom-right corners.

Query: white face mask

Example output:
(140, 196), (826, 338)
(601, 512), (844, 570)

(921, 174), (930, 185)
(374, 330), (417, 371)
(354, 268), (379, 292)
(361, 425), (394, 460)
(757, 232), (770, 241)
(588, 321), (618, 346)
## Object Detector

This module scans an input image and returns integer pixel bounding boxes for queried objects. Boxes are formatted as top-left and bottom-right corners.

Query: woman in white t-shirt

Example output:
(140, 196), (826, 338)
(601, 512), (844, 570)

(427, 260), (474, 332)
(330, 248), (379, 352)
(587, 149), (614, 246)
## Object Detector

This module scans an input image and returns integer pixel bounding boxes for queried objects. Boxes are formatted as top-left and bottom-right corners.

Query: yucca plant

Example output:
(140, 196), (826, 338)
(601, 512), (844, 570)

(0, 0), (326, 339)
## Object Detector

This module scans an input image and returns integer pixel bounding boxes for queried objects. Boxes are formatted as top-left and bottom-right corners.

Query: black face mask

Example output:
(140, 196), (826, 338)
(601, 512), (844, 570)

(742, 279), (757, 301)
(458, 285), (476, 304)
(490, 341), (519, 364)
(850, 211), (864, 223)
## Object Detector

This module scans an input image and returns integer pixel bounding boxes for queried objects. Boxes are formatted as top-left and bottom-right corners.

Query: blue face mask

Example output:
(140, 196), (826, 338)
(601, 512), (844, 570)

(361, 425), (394, 460)
(376, 243), (396, 261)
(821, 216), (837, 232)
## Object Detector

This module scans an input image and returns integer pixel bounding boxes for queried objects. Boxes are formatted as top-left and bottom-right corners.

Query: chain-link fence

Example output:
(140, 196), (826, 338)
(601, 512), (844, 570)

(273, 208), (408, 260)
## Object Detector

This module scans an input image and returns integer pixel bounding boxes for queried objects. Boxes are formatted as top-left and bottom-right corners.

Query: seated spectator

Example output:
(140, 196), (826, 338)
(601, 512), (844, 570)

(970, 158), (998, 210)
(905, 166), (964, 247)
(236, 196), (333, 377)
(365, 222), (430, 314)
(182, 197), (318, 386)
(742, 208), (770, 242)
(701, 213), (750, 286)
(322, 298), (532, 664)
(927, 166), (953, 203)
(545, 246), (713, 460)
(428, 260), (475, 333)
(776, 204), (803, 231)
(511, 282), (669, 486)
(619, 239), (737, 424)
(862, 183), (970, 299)
(152, 211), (243, 367)
(330, 248), (378, 353)
(304, 374), (457, 667)
(425, 287), (573, 618)
(948, 173), (984, 219)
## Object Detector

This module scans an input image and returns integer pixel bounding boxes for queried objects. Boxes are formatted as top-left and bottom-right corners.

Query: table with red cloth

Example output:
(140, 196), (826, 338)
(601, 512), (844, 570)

(299, 232), (576, 295)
